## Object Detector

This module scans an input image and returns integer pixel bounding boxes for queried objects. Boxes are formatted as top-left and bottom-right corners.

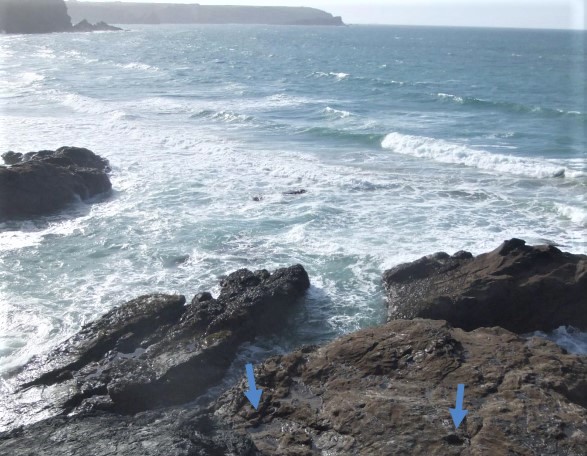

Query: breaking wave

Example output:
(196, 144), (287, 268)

(381, 132), (582, 179)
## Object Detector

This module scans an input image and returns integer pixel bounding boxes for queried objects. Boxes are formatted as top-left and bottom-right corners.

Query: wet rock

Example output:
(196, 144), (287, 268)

(211, 319), (587, 455)
(0, 265), (310, 431)
(383, 238), (587, 333)
(1, 151), (23, 165)
(0, 408), (258, 456)
(0, 147), (112, 221)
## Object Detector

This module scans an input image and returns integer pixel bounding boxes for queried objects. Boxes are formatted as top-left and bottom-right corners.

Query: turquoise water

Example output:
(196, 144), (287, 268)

(0, 25), (586, 375)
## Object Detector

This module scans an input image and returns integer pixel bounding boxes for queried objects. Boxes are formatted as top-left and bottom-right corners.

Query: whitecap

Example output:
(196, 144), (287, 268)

(381, 131), (577, 179)
(437, 92), (464, 103)
(323, 106), (351, 119)
(211, 110), (253, 123)
(329, 72), (349, 80)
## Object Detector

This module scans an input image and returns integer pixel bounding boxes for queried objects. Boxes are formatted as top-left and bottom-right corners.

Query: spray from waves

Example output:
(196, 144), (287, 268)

(529, 326), (587, 355)
(381, 132), (583, 179)
(436, 93), (585, 119)
(554, 203), (587, 227)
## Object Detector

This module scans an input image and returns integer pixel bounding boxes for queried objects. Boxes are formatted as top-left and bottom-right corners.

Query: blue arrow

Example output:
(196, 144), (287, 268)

(449, 384), (468, 429)
(244, 363), (263, 410)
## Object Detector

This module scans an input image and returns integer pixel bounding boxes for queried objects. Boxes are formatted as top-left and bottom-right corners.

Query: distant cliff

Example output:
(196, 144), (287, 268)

(66, 1), (344, 26)
(0, 0), (72, 34)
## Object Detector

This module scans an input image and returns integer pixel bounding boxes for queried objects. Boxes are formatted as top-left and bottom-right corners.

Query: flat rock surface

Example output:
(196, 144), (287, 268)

(212, 319), (587, 455)
(0, 146), (112, 220)
(383, 238), (587, 333)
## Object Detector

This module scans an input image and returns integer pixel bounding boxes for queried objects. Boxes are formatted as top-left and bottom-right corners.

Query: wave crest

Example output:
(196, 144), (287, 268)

(381, 132), (578, 179)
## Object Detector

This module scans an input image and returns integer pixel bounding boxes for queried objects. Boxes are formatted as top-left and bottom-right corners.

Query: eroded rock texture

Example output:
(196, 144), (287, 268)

(212, 319), (587, 455)
(383, 238), (587, 333)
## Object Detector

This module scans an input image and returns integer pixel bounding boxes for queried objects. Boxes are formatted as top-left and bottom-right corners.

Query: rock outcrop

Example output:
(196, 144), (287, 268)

(383, 238), (587, 334)
(71, 19), (122, 32)
(211, 319), (587, 455)
(2, 319), (585, 455)
(66, 2), (344, 26)
(0, 147), (112, 221)
(0, 265), (310, 431)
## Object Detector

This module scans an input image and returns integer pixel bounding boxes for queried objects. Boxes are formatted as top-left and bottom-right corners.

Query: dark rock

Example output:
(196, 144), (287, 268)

(0, 265), (310, 431)
(0, 408), (259, 456)
(0, 0), (72, 34)
(283, 189), (307, 196)
(0, 147), (112, 221)
(71, 19), (122, 32)
(1, 151), (22, 165)
(252, 196), (263, 202)
(210, 319), (587, 455)
(383, 239), (587, 333)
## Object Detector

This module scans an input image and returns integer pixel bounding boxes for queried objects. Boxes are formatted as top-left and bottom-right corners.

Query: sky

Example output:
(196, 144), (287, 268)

(76, 0), (587, 30)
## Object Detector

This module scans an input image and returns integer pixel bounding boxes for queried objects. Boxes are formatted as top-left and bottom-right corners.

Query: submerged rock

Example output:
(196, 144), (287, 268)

(283, 189), (307, 196)
(383, 238), (587, 333)
(0, 265), (310, 430)
(211, 319), (587, 455)
(0, 146), (112, 221)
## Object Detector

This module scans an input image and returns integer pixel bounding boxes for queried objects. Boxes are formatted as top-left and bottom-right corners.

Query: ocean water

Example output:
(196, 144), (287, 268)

(0, 25), (586, 377)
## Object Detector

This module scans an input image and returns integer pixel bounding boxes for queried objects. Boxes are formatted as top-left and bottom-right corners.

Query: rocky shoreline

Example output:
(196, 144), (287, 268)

(0, 239), (585, 454)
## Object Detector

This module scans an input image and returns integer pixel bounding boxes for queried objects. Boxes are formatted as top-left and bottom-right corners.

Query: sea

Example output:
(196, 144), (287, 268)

(0, 25), (586, 382)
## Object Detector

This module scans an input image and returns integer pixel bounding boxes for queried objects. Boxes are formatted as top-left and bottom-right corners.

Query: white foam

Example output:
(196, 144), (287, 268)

(211, 110), (253, 123)
(20, 72), (45, 85)
(530, 326), (587, 355)
(119, 62), (160, 72)
(323, 106), (351, 119)
(381, 132), (577, 179)
(312, 72), (349, 81)
(51, 90), (129, 119)
(554, 203), (587, 227)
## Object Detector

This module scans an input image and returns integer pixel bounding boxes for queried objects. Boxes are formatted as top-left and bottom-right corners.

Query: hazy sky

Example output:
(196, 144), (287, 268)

(78, 1), (587, 30)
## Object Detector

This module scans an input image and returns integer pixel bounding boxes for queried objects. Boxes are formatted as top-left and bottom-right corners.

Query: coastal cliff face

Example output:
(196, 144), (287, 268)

(0, 0), (71, 34)
(66, 1), (344, 26)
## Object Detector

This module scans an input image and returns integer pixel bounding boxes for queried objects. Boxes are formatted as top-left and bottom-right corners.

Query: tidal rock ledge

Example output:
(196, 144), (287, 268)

(0, 146), (112, 221)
